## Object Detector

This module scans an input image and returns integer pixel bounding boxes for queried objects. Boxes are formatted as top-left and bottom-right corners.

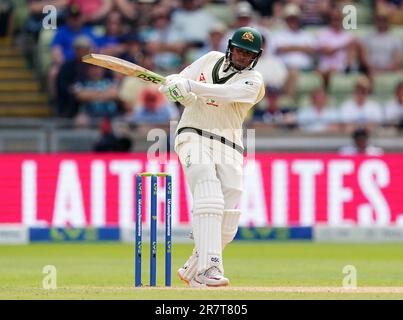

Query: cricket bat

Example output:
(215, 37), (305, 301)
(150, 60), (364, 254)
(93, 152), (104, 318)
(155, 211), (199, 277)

(82, 53), (166, 85)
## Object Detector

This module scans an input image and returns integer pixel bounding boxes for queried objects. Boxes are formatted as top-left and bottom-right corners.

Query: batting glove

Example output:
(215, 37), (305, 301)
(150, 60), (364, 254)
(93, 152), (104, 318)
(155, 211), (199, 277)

(159, 78), (192, 103)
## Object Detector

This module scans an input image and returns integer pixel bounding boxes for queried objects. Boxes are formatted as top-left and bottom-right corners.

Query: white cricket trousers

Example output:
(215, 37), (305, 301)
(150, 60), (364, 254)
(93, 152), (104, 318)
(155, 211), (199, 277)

(175, 132), (244, 210)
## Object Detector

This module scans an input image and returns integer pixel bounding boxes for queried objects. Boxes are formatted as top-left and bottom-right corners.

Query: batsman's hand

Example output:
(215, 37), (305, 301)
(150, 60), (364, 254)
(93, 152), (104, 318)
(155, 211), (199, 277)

(159, 77), (192, 103)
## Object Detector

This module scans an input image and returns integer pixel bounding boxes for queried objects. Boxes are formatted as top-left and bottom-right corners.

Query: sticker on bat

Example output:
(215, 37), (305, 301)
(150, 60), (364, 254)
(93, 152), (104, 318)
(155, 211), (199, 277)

(138, 73), (163, 84)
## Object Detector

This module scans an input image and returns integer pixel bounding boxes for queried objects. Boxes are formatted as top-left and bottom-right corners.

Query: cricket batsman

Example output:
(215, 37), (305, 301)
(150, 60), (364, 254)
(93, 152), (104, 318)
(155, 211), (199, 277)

(159, 27), (265, 287)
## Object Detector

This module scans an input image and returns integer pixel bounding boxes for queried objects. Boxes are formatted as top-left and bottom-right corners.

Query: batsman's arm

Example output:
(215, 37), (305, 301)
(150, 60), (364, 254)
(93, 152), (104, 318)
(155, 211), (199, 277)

(188, 75), (264, 104)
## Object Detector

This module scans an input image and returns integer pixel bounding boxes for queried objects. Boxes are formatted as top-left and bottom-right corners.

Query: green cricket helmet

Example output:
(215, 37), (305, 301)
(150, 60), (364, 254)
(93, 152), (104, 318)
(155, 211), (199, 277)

(226, 27), (263, 70)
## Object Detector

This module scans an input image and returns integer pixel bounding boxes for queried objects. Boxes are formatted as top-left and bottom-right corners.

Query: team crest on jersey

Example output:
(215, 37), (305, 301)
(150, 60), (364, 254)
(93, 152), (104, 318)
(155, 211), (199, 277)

(242, 31), (254, 42)
(198, 73), (206, 82)
(206, 99), (218, 107)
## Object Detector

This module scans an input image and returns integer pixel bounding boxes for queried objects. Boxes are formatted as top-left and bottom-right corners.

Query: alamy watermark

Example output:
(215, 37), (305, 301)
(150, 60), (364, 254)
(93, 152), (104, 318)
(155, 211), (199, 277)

(342, 265), (357, 289)
(42, 265), (57, 290)
(342, 5), (357, 30)
(42, 5), (57, 30)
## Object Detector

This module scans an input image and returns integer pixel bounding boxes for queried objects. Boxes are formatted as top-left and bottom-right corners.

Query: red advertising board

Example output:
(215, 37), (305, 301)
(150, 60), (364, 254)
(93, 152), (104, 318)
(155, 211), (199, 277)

(0, 154), (402, 227)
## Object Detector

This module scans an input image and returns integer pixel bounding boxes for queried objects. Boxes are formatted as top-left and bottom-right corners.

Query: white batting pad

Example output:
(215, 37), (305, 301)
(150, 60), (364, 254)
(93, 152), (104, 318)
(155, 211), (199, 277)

(180, 210), (242, 281)
(192, 179), (224, 273)
(181, 247), (199, 281)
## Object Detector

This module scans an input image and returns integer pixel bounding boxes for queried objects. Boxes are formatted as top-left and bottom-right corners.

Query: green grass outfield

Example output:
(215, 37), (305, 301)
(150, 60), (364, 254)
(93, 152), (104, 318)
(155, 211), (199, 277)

(1, 242), (403, 300)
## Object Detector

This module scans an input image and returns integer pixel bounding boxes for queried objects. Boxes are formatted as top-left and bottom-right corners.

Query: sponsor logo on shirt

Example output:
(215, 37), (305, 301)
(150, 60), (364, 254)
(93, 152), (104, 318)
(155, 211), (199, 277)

(206, 99), (218, 107)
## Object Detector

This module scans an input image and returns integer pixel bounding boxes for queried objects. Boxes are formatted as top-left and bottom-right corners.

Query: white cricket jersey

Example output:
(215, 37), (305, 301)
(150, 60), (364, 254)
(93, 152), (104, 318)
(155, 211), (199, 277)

(175, 51), (265, 150)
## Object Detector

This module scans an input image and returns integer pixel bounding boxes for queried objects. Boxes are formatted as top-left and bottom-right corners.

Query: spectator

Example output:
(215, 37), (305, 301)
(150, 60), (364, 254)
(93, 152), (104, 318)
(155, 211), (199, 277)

(50, 5), (98, 63)
(113, 0), (136, 22)
(375, 0), (403, 25)
(129, 89), (179, 124)
(271, 3), (317, 98)
(297, 88), (340, 133)
(48, 4), (98, 98)
(73, 64), (120, 127)
(254, 35), (288, 90)
(132, 0), (161, 29)
(299, 0), (330, 26)
(93, 117), (119, 151)
(247, 1), (285, 30)
(170, 0), (218, 47)
(232, 1), (256, 28)
(116, 0), (175, 25)
(21, 1), (67, 67)
(140, 7), (186, 72)
(119, 33), (144, 64)
(339, 76), (384, 132)
(252, 86), (296, 128)
(317, 8), (370, 90)
(221, 1), (271, 53)
(384, 81), (403, 129)
(190, 23), (227, 61)
(361, 10), (402, 73)
(247, 0), (279, 17)
(0, 0), (12, 37)
(115, 136), (133, 152)
(56, 35), (94, 117)
(68, 0), (113, 24)
(96, 10), (127, 56)
(93, 117), (133, 152)
(24, 0), (68, 40)
(339, 127), (384, 156)
(118, 52), (156, 113)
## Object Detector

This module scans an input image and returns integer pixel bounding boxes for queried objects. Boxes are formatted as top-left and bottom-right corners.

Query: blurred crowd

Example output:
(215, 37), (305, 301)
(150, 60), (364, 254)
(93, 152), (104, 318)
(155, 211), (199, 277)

(10, 0), (403, 135)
